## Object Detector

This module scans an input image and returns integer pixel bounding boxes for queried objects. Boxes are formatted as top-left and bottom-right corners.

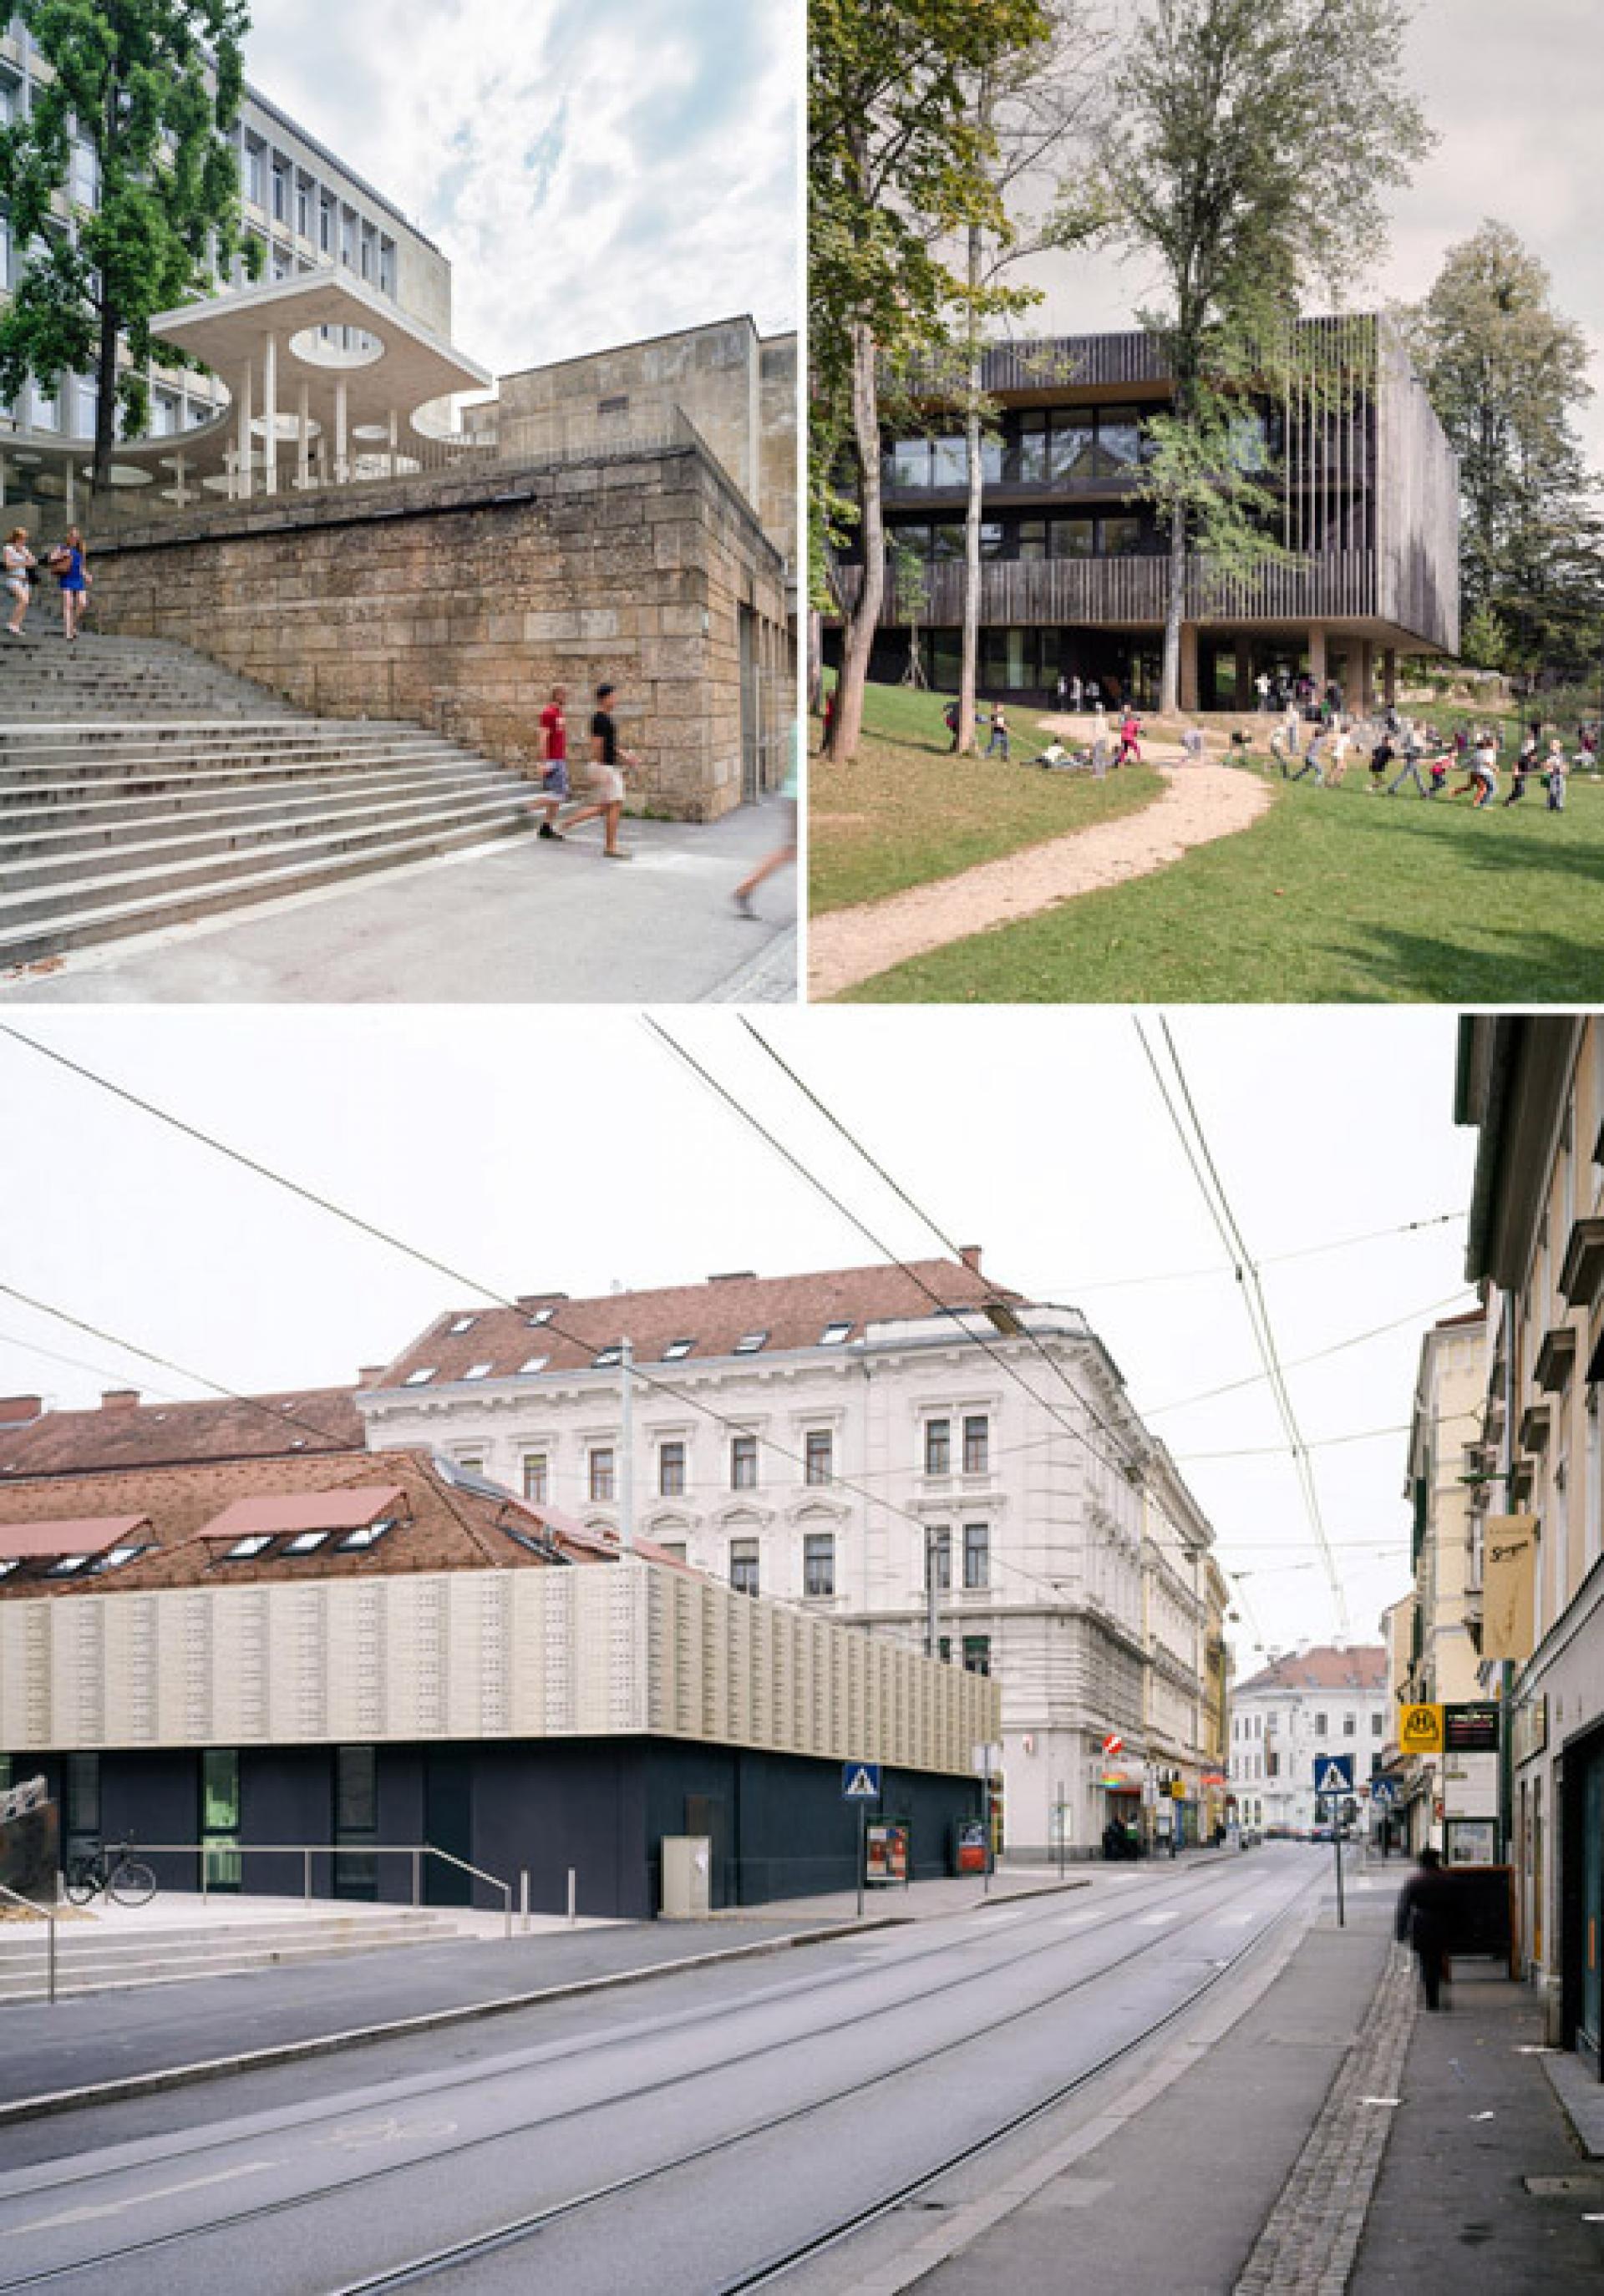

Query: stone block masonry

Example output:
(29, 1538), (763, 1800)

(86, 442), (793, 823)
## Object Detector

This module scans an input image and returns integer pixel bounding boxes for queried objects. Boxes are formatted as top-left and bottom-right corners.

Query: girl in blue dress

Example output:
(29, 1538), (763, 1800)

(51, 527), (89, 641)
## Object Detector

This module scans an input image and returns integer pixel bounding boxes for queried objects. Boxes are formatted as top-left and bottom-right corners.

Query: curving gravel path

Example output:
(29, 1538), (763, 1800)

(809, 754), (1273, 1001)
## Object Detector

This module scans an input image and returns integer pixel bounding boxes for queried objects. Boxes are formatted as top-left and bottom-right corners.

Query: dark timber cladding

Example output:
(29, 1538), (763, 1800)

(836, 314), (1459, 712)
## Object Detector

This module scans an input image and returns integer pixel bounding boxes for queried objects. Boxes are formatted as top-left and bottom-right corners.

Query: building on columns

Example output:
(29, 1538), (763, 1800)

(356, 1252), (1226, 1863)
(828, 315), (1459, 711)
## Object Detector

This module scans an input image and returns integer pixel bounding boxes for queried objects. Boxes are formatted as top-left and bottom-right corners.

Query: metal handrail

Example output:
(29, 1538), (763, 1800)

(113, 1842), (514, 1939)
(0, 1877), (57, 2005)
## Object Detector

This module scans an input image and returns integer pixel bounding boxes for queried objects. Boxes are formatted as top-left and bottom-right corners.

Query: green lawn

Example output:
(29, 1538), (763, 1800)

(810, 682), (1165, 915)
(834, 762), (1604, 1005)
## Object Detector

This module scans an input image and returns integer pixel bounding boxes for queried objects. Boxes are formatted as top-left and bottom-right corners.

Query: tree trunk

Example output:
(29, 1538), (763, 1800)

(1160, 497), (1187, 717)
(958, 217), (984, 756)
(92, 296), (120, 499)
(827, 317), (885, 763)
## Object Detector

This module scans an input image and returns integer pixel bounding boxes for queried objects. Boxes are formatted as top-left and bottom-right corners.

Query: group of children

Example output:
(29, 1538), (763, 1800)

(1255, 709), (1590, 816)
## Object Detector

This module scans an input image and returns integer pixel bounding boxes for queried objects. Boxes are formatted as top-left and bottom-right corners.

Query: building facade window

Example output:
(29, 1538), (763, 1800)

(962, 1523), (990, 1589)
(658, 1441), (686, 1498)
(925, 1418), (951, 1476)
(805, 1429), (832, 1486)
(244, 139), (266, 205)
(729, 1538), (759, 1596)
(271, 157), (288, 222)
(730, 1434), (758, 1490)
(521, 1452), (548, 1504)
(926, 1526), (952, 1592)
(962, 1634), (991, 1675)
(1314, 1711), (1327, 1736)
(1370, 1712), (1383, 1737)
(963, 1415), (989, 1473)
(1343, 1713), (1356, 1736)
(804, 1532), (835, 1598)
(588, 1447), (615, 1503)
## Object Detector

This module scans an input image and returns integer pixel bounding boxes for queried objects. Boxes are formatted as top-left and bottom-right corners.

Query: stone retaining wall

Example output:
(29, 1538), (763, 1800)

(88, 443), (792, 822)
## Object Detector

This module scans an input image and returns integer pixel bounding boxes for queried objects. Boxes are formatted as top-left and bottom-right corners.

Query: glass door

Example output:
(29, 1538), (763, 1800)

(200, 1749), (241, 1892)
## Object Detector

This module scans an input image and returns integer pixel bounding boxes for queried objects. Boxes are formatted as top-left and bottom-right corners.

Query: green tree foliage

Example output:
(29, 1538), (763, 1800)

(0, 0), (259, 493)
(1096, 0), (1429, 712)
(809, 0), (1051, 760)
(1409, 220), (1604, 683)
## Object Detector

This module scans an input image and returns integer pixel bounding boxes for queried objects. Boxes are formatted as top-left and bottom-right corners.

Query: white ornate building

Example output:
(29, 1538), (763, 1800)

(358, 1254), (1226, 1859)
(1229, 1644), (1389, 1835)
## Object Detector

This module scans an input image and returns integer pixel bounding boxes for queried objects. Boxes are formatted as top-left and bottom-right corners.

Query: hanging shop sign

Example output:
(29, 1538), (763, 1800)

(1444, 1701), (1500, 1754)
(1398, 1702), (1445, 1755)
(1482, 1515), (1538, 1662)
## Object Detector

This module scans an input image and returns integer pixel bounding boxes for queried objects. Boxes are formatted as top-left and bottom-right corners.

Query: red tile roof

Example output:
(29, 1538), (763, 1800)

(1235, 1645), (1388, 1695)
(370, 1259), (1023, 1389)
(0, 1388), (363, 1477)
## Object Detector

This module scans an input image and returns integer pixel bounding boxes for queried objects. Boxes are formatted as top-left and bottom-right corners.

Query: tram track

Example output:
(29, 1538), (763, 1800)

(0, 1854), (1324, 2293)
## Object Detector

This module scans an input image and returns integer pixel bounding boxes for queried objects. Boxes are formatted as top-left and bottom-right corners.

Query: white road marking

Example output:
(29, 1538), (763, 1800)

(1135, 1910), (1180, 1927)
(1057, 1910), (1101, 1928)
(8, 2161), (278, 2236)
(327, 2116), (459, 2149)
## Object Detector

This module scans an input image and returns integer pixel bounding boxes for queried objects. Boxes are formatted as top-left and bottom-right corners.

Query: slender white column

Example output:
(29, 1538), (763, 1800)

(388, 406), (398, 479)
(0, 452), (8, 508)
(65, 459), (75, 524)
(335, 378), (348, 484)
(236, 362), (253, 499)
(297, 381), (311, 489)
(172, 449), (188, 506)
(261, 331), (278, 495)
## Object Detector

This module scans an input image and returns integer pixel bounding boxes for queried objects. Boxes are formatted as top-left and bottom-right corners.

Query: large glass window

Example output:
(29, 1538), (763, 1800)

(1099, 515), (1146, 559)
(982, 629), (1032, 691)
(888, 437), (930, 489)
(200, 1747), (241, 1891)
(522, 1452), (548, 1503)
(804, 1533), (835, 1598)
(1048, 409), (1095, 482)
(1017, 520), (1047, 562)
(930, 433), (966, 487)
(805, 1430), (833, 1486)
(271, 159), (288, 223)
(1053, 517), (1097, 559)
(588, 1447), (615, 1503)
(1094, 407), (1144, 474)
(332, 1744), (378, 1897)
(1011, 412), (1047, 484)
(962, 1635), (992, 1676)
(70, 135), (98, 206)
(244, 139), (265, 205)
(926, 1527), (952, 1592)
(963, 1415), (990, 1473)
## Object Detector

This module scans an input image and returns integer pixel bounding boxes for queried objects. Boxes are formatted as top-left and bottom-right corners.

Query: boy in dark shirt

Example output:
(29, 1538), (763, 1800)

(561, 680), (637, 859)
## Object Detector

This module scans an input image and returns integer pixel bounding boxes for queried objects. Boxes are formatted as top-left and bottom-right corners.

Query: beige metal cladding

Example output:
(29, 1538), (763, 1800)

(0, 1559), (997, 1773)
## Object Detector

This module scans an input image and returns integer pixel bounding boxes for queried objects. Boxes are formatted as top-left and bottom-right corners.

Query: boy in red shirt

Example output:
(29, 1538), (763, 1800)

(532, 684), (570, 838)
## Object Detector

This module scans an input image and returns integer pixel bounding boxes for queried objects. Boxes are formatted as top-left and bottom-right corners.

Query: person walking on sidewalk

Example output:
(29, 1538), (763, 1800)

(531, 683), (571, 839)
(561, 680), (636, 859)
(3, 528), (35, 636)
(48, 525), (89, 641)
(1394, 1845), (1456, 2011)
(733, 735), (799, 919)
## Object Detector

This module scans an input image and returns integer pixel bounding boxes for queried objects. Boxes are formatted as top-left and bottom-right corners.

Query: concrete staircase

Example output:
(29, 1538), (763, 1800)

(0, 626), (541, 969)
(0, 1904), (473, 2005)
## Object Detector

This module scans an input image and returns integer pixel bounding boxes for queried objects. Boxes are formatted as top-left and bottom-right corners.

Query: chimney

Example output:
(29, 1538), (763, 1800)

(358, 1367), (388, 1387)
(960, 1244), (983, 1274)
(708, 1270), (757, 1283)
(99, 1390), (140, 1412)
(0, 1396), (43, 1425)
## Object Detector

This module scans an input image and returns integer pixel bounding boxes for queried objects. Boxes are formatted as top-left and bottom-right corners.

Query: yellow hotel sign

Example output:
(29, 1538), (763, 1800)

(1399, 1703), (1445, 1754)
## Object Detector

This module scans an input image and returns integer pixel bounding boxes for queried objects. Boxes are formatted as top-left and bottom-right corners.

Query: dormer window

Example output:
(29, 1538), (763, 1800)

(0, 1558), (18, 1579)
(224, 1534), (273, 1561)
(403, 1366), (436, 1386)
(448, 1315), (478, 1336)
(284, 1530), (330, 1554)
(819, 1320), (852, 1346)
(97, 1545), (148, 1572)
(662, 1338), (695, 1361)
(734, 1330), (768, 1355)
(48, 1554), (89, 1577)
(526, 1307), (556, 1327)
(462, 1362), (494, 1381)
(340, 1518), (395, 1551)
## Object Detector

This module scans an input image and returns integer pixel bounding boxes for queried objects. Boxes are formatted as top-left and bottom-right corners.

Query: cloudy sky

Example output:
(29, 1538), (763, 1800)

(245, 0), (799, 373)
(1024, 0), (1604, 468)
(0, 1008), (1479, 1673)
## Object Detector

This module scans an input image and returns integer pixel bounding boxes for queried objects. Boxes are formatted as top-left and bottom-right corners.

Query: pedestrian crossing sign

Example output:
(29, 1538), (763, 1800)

(842, 1761), (881, 1801)
(1312, 1755), (1354, 1797)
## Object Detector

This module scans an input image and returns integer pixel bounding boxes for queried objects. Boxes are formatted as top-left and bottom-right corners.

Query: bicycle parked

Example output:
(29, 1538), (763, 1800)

(63, 1835), (158, 1908)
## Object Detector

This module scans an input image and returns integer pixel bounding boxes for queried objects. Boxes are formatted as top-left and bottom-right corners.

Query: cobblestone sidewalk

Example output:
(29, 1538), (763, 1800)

(1234, 1948), (1416, 2295)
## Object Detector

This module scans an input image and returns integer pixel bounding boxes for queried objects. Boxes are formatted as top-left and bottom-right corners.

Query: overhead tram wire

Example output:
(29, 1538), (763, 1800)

(1068, 1208), (1465, 1294)
(645, 1017), (1152, 1489)
(1143, 1285), (1476, 1418)
(0, 1028), (1094, 1621)
(1134, 1016), (1349, 1637)
(727, 1017), (1166, 1487)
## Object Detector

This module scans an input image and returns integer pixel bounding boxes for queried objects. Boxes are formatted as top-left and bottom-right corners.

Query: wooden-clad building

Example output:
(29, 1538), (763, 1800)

(834, 314), (1459, 711)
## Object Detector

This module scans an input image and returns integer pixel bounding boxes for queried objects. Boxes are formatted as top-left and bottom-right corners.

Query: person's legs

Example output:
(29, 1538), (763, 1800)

(601, 798), (627, 857)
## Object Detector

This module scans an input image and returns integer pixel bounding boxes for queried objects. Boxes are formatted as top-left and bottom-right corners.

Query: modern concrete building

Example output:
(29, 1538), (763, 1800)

(0, 1437), (994, 1915)
(1228, 1645), (1389, 1837)
(833, 315), (1459, 709)
(1456, 1016), (1604, 2068)
(357, 1254), (1226, 1862)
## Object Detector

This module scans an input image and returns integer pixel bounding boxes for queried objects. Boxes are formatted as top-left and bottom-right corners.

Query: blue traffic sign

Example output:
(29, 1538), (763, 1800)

(1313, 1754), (1354, 1797)
(1370, 1777), (1398, 1806)
(842, 1761), (881, 1801)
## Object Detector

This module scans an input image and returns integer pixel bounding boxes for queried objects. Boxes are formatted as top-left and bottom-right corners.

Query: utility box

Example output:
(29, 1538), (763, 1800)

(660, 1834), (713, 1918)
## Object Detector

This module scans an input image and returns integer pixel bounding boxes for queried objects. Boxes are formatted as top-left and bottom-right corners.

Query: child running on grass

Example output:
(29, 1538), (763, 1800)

(1546, 741), (1568, 813)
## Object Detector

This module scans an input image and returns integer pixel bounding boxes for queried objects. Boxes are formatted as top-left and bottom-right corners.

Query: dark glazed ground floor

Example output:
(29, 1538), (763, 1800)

(0, 1739), (983, 1921)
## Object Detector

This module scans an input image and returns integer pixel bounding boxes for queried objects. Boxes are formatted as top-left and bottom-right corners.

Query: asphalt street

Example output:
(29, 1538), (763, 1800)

(0, 1850), (1326, 2293)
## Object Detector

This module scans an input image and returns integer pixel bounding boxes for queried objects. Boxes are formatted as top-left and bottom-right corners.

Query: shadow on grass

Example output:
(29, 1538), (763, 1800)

(1327, 916), (1604, 1005)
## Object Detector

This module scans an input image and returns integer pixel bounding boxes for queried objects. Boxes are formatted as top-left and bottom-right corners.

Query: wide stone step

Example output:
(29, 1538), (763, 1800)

(0, 769), (533, 880)
(0, 803), (535, 969)
(0, 1919), (473, 2001)
(0, 756), (509, 846)
(0, 735), (477, 798)
(0, 722), (425, 768)
(0, 784), (539, 928)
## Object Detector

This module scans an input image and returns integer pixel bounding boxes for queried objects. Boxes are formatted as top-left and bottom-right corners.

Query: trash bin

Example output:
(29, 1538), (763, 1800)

(660, 1834), (712, 1917)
